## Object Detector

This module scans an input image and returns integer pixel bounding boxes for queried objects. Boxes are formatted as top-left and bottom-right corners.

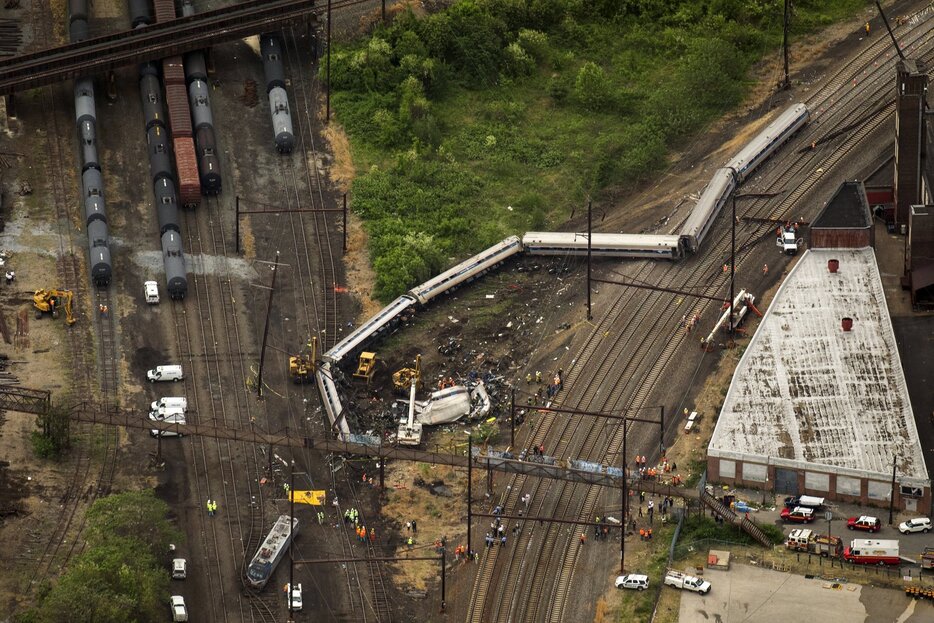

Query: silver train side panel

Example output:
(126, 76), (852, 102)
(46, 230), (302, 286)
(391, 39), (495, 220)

(521, 232), (682, 259)
(409, 236), (522, 305)
(324, 295), (416, 365)
(726, 103), (809, 182)
(315, 363), (351, 440)
(679, 167), (735, 254)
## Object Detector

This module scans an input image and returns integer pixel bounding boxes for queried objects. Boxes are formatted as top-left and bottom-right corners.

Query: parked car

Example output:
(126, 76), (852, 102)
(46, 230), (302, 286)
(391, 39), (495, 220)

(847, 516), (881, 533)
(144, 280), (160, 304)
(780, 507), (815, 523)
(286, 582), (303, 611)
(172, 558), (187, 580)
(898, 517), (931, 534)
(615, 574), (649, 591)
(170, 595), (188, 622)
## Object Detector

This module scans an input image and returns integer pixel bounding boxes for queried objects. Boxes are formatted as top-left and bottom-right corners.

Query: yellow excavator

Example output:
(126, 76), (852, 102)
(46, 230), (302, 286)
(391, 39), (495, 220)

(33, 289), (76, 325)
(392, 354), (422, 394)
(289, 337), (317, 383)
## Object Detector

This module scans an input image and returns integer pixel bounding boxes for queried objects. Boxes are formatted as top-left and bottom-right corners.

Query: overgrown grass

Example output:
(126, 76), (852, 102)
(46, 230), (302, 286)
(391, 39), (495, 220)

(331, 0), (872, 301)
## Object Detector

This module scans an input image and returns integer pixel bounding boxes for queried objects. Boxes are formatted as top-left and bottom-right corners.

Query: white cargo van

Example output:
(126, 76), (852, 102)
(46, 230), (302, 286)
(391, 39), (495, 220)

(150, 411), (186, 437)
(150, 397), (188, 414)
(148, 365), (183, 382)
(150, 407), (185, 422)
(144, 280), (160, 304)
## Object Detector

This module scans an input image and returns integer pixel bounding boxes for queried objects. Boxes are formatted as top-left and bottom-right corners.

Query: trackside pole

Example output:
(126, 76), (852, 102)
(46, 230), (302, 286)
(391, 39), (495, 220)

(467, 437), (473, 555)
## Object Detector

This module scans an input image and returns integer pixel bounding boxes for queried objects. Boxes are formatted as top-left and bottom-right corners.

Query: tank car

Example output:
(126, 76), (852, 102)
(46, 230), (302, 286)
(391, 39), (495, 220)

(147, 125), (174, 183)
(195, 126), (221, 194)
(69, 19), (88, 42)
(74, 78), (95, 124)
(183, 51), (208, 83)
(260, 34), (286, 91)
(85, 191), (105, 225)
(82, 167), (103, 203)
(78, 118), (99, 172)
(86, 219), (112, 286)
(188, 79), (213, 130)
(128, 0), (152, 28)
(268, 87), (294, 154)
(154, 177), (180, 234)
(68, 0), (87, 24)
(140, 73), (167, 130)
(161, 230), (188, 300)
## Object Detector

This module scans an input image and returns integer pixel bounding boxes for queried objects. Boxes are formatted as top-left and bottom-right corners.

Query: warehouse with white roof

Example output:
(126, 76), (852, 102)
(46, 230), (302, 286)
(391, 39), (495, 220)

(707, 182), (930, 512)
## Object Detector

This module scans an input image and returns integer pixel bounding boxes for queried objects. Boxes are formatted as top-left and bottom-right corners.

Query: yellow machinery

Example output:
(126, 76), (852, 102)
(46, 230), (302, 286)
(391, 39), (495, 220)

(392, 354), (422, 393)
(33, 289), (76, 325)
(288, 337), (317, 383)
(353, 352), (377, 383)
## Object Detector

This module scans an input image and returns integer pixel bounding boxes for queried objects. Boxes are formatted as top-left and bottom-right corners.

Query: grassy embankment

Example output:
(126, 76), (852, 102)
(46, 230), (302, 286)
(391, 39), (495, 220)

(329, 0), (867, 302)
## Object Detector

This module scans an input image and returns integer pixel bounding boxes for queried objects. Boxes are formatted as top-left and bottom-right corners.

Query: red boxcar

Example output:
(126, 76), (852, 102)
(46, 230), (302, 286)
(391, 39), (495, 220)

(163, 56), (186, 86)
(153, 0), (176, 23)
(164, 83), (193, 137)
(173, 137), (201, 209)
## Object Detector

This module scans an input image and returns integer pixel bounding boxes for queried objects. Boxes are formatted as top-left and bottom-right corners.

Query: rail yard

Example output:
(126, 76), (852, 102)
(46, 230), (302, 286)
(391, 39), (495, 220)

(0, 1), (934, 623)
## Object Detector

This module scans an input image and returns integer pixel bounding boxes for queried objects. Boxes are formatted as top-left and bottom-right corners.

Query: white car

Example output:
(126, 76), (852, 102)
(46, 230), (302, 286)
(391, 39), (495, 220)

(615, 573), (649, 590)
(144, 280), (160, 304)
(170, 595), (188, 622)
(286, 582), (303, 611)
(899, 517), (932, 534)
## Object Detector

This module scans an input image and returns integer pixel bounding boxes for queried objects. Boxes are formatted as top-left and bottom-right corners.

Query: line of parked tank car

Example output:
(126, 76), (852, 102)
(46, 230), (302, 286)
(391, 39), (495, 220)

(260, 33), (295, 154)
(69, 0), (112, 286)
(315, 102), (811, 440)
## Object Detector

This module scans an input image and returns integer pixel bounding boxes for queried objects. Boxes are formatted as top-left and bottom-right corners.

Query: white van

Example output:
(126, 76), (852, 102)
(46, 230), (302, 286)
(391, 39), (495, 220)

(150, 411), (185, 437)
(150, 397), (188, 413)
(144, 280), (160, 304)
(150, 407), (185, 422)
(148, 365), (183, 382)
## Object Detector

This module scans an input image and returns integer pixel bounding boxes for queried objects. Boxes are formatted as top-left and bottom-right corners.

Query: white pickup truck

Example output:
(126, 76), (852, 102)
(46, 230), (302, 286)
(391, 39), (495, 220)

(664, 569), (711, 594)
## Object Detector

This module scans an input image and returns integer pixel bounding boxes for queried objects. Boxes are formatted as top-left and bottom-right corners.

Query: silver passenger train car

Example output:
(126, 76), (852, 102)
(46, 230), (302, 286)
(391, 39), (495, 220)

(522, 232), (683, 259)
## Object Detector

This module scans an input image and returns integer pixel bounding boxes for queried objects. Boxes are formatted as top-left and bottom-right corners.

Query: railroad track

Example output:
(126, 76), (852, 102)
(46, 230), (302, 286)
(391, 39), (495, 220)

(469, 7), (934, 622)
(21, 0), (120, 590)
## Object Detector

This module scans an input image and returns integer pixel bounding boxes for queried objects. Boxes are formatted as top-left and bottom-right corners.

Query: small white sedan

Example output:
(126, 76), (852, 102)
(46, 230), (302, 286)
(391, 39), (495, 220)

(615, 573), (649, 590)
(898, 517), (931, 534)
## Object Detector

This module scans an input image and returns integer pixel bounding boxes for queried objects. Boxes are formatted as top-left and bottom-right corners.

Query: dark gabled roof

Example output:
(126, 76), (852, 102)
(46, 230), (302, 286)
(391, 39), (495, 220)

(812, 181), (871, 229)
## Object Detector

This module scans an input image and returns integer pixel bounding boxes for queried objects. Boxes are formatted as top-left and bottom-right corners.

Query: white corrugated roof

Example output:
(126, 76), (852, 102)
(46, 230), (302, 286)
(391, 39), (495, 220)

(708, 248), (928, 485)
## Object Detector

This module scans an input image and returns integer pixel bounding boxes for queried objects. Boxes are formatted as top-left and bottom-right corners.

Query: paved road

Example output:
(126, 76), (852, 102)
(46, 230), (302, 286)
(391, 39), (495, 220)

(676, 564), (934, 623)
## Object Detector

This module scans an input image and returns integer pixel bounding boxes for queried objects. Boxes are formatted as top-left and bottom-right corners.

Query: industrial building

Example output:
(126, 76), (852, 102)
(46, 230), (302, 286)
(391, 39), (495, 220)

(707, 182), (931, 512)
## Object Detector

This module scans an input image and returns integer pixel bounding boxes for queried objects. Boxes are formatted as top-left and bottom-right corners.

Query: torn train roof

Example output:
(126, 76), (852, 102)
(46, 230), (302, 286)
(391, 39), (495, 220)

(708, 247), (928, 486)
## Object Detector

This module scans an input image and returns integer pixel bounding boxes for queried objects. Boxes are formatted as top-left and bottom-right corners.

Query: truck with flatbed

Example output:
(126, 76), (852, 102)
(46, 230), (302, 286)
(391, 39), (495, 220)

(785, 529), (842, 557)
(664, 569), (711, 594)
(843, 539), (900, 565)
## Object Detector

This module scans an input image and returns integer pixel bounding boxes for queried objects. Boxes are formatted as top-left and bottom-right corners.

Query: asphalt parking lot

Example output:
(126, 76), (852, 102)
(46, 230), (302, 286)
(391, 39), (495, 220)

(676, 564), (934, 623)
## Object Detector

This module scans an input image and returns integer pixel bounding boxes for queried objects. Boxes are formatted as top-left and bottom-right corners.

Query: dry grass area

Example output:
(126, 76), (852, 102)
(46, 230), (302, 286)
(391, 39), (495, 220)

(382, 430), (469, 591)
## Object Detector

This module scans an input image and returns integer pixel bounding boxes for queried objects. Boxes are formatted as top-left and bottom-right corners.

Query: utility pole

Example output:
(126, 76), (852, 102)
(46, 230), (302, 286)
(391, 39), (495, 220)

(620, 415), (627, 574)
(587, 199), (592, 320)
(288, 465), (296, 618)
(889, 452), (898, 525)
(325, 0), (332, 122)
(257, 251), (280, 398)
(781, 0), (790, 89)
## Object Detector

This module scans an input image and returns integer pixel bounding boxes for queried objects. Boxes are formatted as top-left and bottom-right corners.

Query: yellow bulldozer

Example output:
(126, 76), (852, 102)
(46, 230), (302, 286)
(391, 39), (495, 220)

(289, 337), (317, 383)
(33, 289), (76, 325)
(392, 354), (422, 393)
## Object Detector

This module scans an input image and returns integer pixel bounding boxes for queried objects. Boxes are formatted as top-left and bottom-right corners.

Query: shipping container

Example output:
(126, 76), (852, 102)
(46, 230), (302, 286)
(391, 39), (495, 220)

(173, 137), (201, 209)
(164, 83), (193, 137)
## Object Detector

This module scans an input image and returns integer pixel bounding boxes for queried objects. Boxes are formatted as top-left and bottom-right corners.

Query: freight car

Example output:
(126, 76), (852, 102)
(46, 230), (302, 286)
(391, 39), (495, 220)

(70, 0), (112, 286)
(161, 230), (188, 300)
(260, 33), (295, 153)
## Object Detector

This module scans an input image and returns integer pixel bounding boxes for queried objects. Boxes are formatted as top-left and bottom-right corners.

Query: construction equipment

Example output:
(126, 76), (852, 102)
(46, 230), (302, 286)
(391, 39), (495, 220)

(33, 289), (76, 325)
(397, 373), (423, 446)
(288, 337), (317, 383)
(392, 354), (422, 393)
(352, 351), (377, 383)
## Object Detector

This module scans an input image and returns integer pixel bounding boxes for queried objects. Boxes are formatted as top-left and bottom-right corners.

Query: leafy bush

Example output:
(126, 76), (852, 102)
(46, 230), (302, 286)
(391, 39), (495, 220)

(573, 61), (612, 110)
(504, 41), (536, 77)
(30, 431), (56, 459)
(517, 28), (549, 61)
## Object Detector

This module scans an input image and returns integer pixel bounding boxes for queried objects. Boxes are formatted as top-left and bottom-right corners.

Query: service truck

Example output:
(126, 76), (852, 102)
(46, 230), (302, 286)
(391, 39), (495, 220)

(921, 546), (934, 570)
(664, 569), (711, 594)
(785, 529), (842, 557)
(776, 224), (802, 255)
(843, 539), (900, 565)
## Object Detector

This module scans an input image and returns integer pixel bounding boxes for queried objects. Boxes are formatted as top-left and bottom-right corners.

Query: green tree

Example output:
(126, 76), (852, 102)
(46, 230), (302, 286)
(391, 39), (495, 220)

(84, 490), (181, 558)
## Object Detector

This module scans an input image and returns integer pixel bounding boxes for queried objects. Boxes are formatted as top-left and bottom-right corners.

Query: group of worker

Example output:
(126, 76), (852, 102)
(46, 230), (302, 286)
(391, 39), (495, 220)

(437, 376), (457, 390)
(638, 528), (654, 541)
(343, 507), (361, 525)
(453, 544), (478, 562)
(205, 499), (218, 516)
(524, 369), (564, 403)
(355, 524), (376, 543)
(592, 516), (611, 540)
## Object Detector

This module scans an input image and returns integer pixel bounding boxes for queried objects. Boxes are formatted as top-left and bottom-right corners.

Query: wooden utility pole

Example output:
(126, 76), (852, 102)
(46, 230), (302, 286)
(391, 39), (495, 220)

(781, 0), (791, 89)
(257, 251), (280, 398)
